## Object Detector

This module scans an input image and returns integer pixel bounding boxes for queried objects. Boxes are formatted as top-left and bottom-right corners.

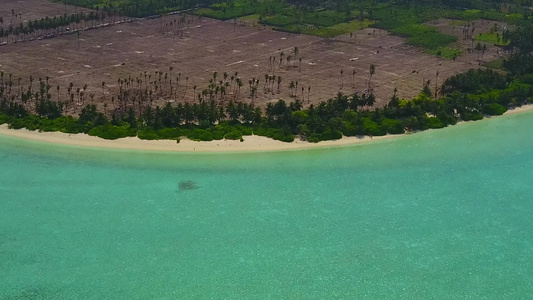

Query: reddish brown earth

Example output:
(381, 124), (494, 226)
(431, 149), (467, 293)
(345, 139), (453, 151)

(0, 0), (503, 114)
(0, 0), (90, 23)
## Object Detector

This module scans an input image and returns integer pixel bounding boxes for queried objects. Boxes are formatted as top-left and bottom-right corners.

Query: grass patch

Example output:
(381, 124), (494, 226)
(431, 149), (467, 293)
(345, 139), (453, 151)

(475, 32), (509, 46)
(483, 58), (505, 69)
(300, 10), (352, 27)
(238, 14), (260, 21)
(283, 19), (374, 38)
(195, 1), (278, 20)
(373, 8), (458, 52)
(449, 20), (469, 26)
(262, 15), (298, 27)
(426, 47), (462, 59)
(326, 19), (375, 34)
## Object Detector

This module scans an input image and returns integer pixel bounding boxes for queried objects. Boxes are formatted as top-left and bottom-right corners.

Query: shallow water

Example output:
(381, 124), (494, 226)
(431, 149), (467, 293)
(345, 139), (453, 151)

(1, 112), (532, 299)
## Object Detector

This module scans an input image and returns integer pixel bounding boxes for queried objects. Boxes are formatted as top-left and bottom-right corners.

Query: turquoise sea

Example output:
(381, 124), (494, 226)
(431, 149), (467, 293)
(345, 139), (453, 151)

(1, 111), (532, 299)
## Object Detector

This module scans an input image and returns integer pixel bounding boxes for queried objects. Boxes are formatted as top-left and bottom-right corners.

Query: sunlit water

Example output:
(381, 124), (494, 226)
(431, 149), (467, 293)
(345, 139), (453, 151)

(1, 112), (532, 299)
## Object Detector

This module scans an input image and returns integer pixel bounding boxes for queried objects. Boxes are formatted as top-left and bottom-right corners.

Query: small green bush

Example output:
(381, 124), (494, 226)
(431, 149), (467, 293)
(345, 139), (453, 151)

(88, 124), (136, 140)
(320, 128), (342, 140)
(426, 116), (446, 129)
(187, 129), (213, 141)
(157, 128), (182, 139)
(0, 113), (9, 125)
(482, 103), (507, 115)
(362, 118), (386, 136)
(225, 130), (243, 140)
(382, 118), (405, 134)
(138, 129), (160, 140)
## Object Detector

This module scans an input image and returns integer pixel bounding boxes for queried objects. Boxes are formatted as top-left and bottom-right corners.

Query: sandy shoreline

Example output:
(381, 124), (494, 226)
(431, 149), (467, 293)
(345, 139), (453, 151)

(1, 104), (532, 152)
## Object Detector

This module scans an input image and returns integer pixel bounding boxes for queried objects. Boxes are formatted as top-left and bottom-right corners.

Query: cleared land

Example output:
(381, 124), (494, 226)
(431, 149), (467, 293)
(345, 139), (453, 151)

(0, 0), (502, 114)
(0, 0), (90, 23)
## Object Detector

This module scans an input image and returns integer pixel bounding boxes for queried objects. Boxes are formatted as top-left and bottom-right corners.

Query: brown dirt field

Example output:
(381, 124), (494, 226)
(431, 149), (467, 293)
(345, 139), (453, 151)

(0, 0), (91, 24)
(0, 8), (501, 114)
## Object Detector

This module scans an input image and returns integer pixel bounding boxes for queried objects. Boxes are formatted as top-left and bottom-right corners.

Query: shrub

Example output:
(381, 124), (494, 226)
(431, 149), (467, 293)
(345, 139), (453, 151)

(187, 129), (213, 141)
(320, 128), (342, 140)
(0, 113), (9, 125)
(88, 124), (136, 140)
(307, 134), (321, 143)
(426, 116), (446, 129)
(382, 118), (405, 134)
(461, 110), (484, 121)
(482, 103), (507, 115)
(212, 130), (225, 140)
(138, 129), (160, 140)
(362, 118), (386, 136)
(157, 128), (182, 139)
(41, 116), (82, 133)
(225, 130), (243, 140)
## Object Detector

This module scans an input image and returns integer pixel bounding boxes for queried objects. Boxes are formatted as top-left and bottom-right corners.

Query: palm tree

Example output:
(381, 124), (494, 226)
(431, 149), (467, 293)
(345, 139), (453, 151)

(481, 44), (487, 63)
(475, 42), (482, 62)
(368, 64), (376, 89)
(101, 81), (106, 100)
(434, 71), (439, 98)
(293, 46), (299, 67)
(289, 81), (295, 97)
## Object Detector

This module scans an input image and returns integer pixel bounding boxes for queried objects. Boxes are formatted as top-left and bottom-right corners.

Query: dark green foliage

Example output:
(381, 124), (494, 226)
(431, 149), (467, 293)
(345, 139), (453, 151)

(382, 118), (405, 134)
(362, 118), (386, 136)
(40, 116), (83, 133)
(36, 99), (62, 119)
(255, 127), (294, 142)
(482, 103), (507, 115)
(460, 110), (484, 121)
(441, 69), (507, 95)
(320, 128), (342, 140)
(187, 129), (214, 141)
(0, 113), (9, 125)
(88, 123), (136, 140)
(138, 128), (160, 140)
(407, 31), (457, 50)
(157, 128), (182, 140)
(426, 116), (446, 129)
(224, 130), (243, 140)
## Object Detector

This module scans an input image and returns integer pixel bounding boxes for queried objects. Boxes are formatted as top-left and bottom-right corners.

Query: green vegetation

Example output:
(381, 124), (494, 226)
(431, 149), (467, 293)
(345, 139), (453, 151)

(475, 32), (509, 46)
(39, 0), (529, 58)
(426, 47), (462, 60)
(2, 68), (532, 145)
(282, 19), (374, 38)
(484, 58), (505, 69)
(3, 0), (533, 146)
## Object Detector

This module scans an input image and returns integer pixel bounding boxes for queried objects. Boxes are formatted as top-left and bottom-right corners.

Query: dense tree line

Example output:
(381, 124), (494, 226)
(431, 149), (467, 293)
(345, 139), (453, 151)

(1, 67), (532, 144)
(0, 9), (124, 43)
(53, 0), (533, 19)
(1, 1), (533, 144)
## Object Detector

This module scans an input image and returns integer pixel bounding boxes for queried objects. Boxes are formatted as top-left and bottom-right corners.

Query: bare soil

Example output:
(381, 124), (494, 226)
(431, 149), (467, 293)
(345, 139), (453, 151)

(0, 0), (90, 24)
(0, 0), (503, 114)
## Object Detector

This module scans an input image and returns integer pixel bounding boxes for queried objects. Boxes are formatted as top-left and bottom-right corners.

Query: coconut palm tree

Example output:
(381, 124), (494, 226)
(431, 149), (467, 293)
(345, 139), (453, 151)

(368, 64), (376, 89)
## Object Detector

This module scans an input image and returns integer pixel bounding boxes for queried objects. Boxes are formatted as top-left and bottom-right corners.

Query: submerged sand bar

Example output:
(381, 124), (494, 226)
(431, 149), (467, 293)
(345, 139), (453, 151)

(1, 105), (532, 152)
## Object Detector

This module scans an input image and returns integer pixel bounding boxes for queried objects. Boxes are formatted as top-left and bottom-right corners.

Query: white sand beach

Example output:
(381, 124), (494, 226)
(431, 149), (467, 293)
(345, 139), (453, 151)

(0, 104), (532, 152)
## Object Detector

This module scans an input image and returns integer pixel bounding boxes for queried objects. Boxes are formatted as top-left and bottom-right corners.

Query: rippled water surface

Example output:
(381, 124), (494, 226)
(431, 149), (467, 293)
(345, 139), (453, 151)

(1, 112), (532, 299)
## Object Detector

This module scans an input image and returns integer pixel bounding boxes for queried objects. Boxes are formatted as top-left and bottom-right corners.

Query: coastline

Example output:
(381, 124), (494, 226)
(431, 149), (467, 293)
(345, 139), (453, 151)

(0, 104), (532, 152)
